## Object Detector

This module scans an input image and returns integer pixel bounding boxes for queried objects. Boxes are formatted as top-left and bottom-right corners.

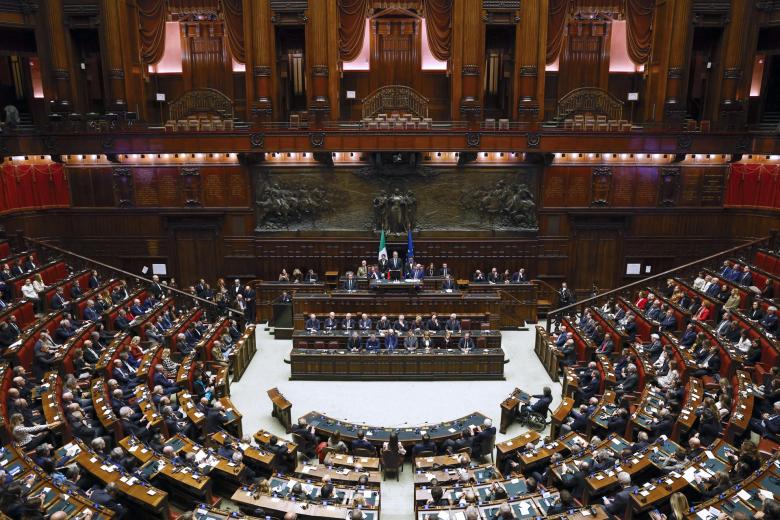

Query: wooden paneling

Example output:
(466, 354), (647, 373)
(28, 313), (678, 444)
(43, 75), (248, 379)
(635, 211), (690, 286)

(558, 20), (612, 98)
(180, 21), (233, 98)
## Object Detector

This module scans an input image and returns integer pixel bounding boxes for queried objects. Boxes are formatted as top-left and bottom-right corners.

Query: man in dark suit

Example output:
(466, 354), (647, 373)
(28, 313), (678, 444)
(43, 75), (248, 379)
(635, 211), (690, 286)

(22, 255), (36, 272)
(576, 370), (602, 404)
(761, 308), (778, 334)
(440, 274), (456, 291)
(445, 313), (461, 332)
(10, 260), (24, 277)
(112, 360), (137, 390)
(149, 275), (164, 299)
(393, 314), (409, 333)
(679, 324), (697, 347)
(70, 282), (83, 299)
(323, 312), (339, 331)
(350, 431), (374, 453)
(50, 287), (69, 312)
(559, 339), (577, 367)
(512, 269), (528, 283)
(659, 310), (677, 332)
(305, 313), (321, 332)
(438, 263), (452, 278)
(487, 268), (501, 284)
(342, 313), (356, 331)
(559, 282), (574, 307)
(53, 319), (75, 344)
(113, 309), (130, 331)
(204, 402), (229, 434)
(749, 401), (780, 438)
(412, 433), (437, 456)
(472, 270), (486, 282)
(388, 251), (403, 281)
(523, 387), (553, 417)
(292, 418), (318, 457)
(471, 419), (496, 456)
(458, 331), (475, 351)
(427, 313), (442, 331)
(692, 345), (721, 377)
(604, 472), (635, 517)
(358, 313), (372, 330)
(304, 269), (318, 283)
(153, 364), (181, 395)
(88, 270), (100, 289)
(740, 268), (753, 287)
(404, 257), (416, 278)
(365, 333), (380, 352)
(343, 273), (358, 291)
(347, 331), (361, 351)
(81, 300), (98, 323)
(377, 254), (389, 277)
(129, 299), (145, 316)
(607, 408), (629, 434)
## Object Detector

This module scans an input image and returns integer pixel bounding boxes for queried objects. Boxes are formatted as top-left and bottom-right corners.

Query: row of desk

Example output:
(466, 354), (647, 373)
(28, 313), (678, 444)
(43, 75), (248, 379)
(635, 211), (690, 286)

(289, 348), (505, 381)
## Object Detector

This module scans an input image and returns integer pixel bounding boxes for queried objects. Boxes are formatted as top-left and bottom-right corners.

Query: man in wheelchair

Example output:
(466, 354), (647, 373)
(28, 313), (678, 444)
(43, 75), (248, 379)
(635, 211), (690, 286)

(517, 386), (553, 429)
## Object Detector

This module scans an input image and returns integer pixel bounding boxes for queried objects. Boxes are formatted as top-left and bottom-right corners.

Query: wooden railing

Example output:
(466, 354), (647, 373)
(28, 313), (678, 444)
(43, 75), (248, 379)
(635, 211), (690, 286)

(546, 232), (779, 332)
(361, 85), (429, 119)
(21, 236), (242, 319)
(555, 87), (623, 121)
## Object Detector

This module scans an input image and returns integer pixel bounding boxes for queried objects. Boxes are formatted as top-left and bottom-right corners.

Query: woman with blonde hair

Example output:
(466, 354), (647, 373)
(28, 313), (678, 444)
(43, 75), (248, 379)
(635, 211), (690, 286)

(32, 273), (47, 297)
(669, 492), (689, 520)
(11, 413), (61, 449)
(723, 288), (741, 313)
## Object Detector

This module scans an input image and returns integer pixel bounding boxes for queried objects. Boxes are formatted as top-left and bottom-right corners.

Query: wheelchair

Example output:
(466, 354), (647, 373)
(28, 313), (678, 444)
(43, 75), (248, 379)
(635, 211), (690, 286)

(515, 406), (550, 432)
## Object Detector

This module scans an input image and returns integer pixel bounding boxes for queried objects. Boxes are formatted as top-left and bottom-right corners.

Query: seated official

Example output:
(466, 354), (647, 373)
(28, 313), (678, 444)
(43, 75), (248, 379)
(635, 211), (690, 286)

(342, 313), (356, 331)
(394, 314), (409, 332)
(376, 315), (391, 330)
(342, 273), (358, 291)
(323, 312), (339, 331)
(403, 330), (418, 350)
(472, 270), (486, 282)
(412, 433), (437, 456)
(365, 333), (380, 352)
(445, 313), (461, 332)
(384, 329), (398, 351)
(427, 313), (443, 331)
(304, 269), (318, 283)
(351, 430), (374, 454)
(521, 386), (553, 417)
(458, 331), (475, 351)
(358, 313), (372, 330)
(441, 275), (456, 291)
(347, 331), (361, 351)
(305, 313), (321, 332)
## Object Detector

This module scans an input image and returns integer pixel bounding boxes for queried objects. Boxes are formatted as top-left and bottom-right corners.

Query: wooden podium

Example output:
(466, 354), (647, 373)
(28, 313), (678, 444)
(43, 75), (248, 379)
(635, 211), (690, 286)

(266, 387), (292, 433)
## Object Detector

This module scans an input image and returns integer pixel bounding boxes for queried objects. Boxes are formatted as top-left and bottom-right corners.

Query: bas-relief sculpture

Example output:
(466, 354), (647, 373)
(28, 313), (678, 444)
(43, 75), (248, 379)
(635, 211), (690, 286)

(253, 165), (539, 232)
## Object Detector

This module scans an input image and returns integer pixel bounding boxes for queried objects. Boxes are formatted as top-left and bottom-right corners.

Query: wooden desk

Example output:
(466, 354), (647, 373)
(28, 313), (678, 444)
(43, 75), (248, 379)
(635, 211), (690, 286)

(133, 386), (165, 430)
(551, 397), (575, 439)
(726, 370), (754, 441)
(40, 372), (67, 439)
(253, 429), (298, 462)
(57, 440), (169, 517)
(325, 452), (381, 472)
(90, 378), (119, 440)
(164, 434), (247, 487)
(290, 348), (505, 381)
(231, 488), (378, 520)
(267, 387), (292, 432)
(300, 410), (490, 448)
(518, 431), (585, 470)
(293, 461), (381, 486)
(413, 463), (500, 486)
(495, 431), (540, 471)
(499, 388), (531, 434)
(120, 437), (213, 504)
(255, 281), (327, 324)
(588, 390), (618, 437)
(534, 326), (560, 382)
(209, 430), (275, 472)
(413, 453), (470, 471)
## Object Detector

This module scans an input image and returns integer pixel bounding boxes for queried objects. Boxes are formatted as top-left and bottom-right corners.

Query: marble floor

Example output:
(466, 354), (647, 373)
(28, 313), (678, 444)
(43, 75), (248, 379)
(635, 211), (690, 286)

(230, 323), (560, 520)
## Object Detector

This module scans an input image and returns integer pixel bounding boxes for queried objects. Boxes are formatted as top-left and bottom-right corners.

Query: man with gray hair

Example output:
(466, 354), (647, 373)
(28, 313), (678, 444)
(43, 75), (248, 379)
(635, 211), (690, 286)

(604, 471), (634, 516)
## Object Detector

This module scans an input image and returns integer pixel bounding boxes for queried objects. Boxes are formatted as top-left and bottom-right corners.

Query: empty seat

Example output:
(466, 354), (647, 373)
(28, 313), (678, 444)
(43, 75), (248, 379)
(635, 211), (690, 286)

(484, 118), (496, 130)
(700, 120), (710, 132)
(461, 319), (471, 331)
(498, 118), (509, 130)
(223, 119), (234, 130)
(596, 115), (608, 131)
(290, 114), (300, 128)
(608, 120), (619, 132)
(564, 119), (573, 130)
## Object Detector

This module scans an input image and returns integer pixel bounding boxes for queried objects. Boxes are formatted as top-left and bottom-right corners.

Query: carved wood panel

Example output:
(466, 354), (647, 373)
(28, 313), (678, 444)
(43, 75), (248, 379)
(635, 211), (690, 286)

(180, 20), (233, 99)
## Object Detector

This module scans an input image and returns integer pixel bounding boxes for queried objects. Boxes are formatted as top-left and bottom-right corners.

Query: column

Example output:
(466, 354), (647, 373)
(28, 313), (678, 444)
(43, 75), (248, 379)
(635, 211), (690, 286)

(451, 0), (484, 123)
(662, 0), (692, 128)
(515, 0), (548, 121)
(306, 0), (329, 125)
(43, 0), (74, 111)
(245, 0), (276, 121)
(715, 0), (754, 130)
(101, 0), (127, 110)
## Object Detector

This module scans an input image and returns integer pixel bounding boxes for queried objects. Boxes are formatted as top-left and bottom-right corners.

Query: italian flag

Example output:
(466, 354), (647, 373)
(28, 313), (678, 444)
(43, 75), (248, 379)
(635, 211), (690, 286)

(377, 229), (387, 261)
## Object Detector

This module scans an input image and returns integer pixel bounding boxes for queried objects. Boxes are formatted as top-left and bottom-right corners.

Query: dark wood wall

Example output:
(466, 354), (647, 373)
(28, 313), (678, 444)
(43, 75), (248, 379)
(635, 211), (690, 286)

(2, 160), (778, 299)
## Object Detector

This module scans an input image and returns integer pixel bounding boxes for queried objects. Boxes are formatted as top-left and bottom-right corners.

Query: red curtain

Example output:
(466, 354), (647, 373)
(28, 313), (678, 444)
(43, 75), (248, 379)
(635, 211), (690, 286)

(421, 0), (452, 61)
(626, 0), (655, 64)
(547, 0), (568, 64)
(0, 163), (70, 213)
(138, 0), (167, 65)
(221, 0), (245, 63)
(338, 0), (370, 61)
(727, 164), (780, 209)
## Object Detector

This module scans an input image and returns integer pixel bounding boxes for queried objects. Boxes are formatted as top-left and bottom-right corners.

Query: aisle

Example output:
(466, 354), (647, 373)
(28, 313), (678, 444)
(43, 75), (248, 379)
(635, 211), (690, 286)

(231, 325), (559, 519)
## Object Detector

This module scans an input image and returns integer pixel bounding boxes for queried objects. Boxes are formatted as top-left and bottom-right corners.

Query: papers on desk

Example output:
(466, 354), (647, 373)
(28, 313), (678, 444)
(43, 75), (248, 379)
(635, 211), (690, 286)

(65, 444), (81, 457)
(518, 500), (533, 515)
(760, 489), (775, 500)
(696, 507), (722, 520)
(737, 489), (752, 501)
